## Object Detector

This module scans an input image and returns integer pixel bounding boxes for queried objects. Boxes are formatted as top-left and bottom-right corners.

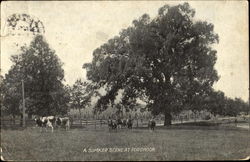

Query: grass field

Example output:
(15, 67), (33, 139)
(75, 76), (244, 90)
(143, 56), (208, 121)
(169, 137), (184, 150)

(1, 125), (250, 161)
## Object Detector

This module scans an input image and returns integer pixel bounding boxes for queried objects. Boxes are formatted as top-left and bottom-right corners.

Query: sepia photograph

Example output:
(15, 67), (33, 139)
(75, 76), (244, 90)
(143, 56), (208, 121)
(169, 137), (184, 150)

(0, 0), (249, 161)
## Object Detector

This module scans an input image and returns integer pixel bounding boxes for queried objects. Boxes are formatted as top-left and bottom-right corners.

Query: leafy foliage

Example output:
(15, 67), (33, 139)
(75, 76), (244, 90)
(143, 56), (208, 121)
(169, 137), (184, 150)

(205, 90), (249, 117)
(205, 90), (226, 116)
(84, 3), (219, 125)
(3, 35), (69, 116)
(70, 79), (93, 111)
(1, 75), (22, 117)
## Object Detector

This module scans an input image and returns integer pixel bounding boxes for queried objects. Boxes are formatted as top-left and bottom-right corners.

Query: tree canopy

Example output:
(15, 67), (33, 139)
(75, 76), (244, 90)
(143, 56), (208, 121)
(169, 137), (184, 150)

(70, 79), (93, 112)
(84, 3), (219, 125)
(3, 35), (69, 116)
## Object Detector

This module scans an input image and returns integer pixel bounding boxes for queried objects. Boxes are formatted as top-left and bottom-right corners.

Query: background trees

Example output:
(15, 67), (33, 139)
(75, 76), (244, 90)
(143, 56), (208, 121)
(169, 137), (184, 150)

(205, 90), (226, 117)
(1, 75), (22, 120)
(70, 79), (93, 120)
(204, 90), (249, 118)
(84, 3), (219, 125)
(223, 97), (248, 117)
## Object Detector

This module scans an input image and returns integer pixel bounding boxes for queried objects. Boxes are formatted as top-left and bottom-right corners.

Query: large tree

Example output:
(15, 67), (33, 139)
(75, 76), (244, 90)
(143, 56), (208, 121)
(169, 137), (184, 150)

(3, 35), (69, 116)
(84, 3), (219, 125)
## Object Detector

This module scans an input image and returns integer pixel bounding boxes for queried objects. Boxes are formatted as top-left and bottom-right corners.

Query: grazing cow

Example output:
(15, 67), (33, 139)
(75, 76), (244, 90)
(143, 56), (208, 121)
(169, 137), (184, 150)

(148, 119), (156, 131)
(127, 118), (133, 129)
(108, 118), (117, 131)
(56, 117), (70, 130)
(34, 117), (46, 127)
(35, 116), (56, 132)
(122, 119), (127, 128)
(117, 118), (123, 129)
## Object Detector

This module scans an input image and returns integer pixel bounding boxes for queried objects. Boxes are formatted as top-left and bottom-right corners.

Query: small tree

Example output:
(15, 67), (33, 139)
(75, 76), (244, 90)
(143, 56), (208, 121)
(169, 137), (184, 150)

(70, 79), (93, 122)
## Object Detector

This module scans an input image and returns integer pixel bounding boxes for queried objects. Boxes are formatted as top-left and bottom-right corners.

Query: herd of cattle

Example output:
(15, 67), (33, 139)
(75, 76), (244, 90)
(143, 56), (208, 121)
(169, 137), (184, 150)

(107, 118), (133, 130)
(34, 116), (70, 132)
(34, 116), (157, 132)
(107, 117), (156, 131)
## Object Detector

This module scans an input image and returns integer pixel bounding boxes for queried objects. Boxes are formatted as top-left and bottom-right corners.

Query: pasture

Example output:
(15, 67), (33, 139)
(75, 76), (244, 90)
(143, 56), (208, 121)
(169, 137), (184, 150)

(1, 124), (249, 161)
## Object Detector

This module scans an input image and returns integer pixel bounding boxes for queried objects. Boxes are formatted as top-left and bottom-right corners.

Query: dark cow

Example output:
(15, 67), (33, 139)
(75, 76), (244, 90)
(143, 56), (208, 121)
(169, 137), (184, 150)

(108, 118), (117, 131)
(117, 118), (123, 129)
(112, 120), (118, 130)
(35, 117), (46, 127)
(127, 118), (133, 129)
(148, 119), (156, 131)
(122, 119), (127, 128)
(56, 117), (70, 130)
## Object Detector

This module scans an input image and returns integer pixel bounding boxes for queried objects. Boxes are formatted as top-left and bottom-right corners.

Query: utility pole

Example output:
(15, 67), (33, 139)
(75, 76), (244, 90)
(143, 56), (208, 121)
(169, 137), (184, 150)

(21, 79), (26, 127)
(248, 88), (250, 126)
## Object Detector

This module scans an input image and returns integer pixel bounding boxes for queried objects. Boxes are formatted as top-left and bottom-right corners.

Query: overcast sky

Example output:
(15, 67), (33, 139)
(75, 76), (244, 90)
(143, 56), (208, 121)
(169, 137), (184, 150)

(1, 1), (249, 101)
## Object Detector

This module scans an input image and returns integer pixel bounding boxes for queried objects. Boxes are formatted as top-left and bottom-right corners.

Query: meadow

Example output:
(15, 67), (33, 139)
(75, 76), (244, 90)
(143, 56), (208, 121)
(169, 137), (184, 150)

(1, 125), (249, 161)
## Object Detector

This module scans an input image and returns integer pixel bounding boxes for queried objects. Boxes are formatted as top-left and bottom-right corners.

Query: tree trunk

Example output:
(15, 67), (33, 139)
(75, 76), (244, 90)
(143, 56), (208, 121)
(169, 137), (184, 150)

(194, 112), (197, 123)
(164, 111), (172, 126)
(20, 114), (23, 127)
(12, 115), (15, 125)
(28, 113), (32, 119)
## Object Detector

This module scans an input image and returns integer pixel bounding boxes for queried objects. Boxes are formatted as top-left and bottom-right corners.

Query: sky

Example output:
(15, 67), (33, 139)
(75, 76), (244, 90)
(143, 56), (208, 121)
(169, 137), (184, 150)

(1, 1), (249, 102)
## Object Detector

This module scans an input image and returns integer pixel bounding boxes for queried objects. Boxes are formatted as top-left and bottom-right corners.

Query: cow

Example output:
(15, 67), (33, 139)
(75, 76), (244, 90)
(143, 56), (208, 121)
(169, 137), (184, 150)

(122, 119), (127, 128)
(117, 118), (123, 129)
(34, 117), (46, 128)
(127, 118), (133, 129)
(148, 118), (156, 131)
(56, 117), (70, 131)
(108, 117), (117, 131)
(34, 116), (56, 132)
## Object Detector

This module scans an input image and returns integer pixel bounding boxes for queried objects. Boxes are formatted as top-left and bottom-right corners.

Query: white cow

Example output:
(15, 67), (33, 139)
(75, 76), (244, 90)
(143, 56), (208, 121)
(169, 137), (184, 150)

(40, 116), (56, 132)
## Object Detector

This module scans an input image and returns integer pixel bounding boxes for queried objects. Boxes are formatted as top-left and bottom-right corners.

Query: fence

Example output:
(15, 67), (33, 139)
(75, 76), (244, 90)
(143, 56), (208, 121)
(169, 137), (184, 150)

(0, 118), (108, 129)
(0, 115), (216, 129)
(0, 118), (156, 129)
(1, 118), (35, 128)
(70, 119), (107, 128)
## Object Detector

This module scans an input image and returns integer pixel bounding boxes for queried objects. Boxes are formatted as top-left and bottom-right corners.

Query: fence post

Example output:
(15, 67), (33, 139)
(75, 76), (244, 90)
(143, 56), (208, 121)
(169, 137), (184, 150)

(137, 118), (138, 128)
(21, 79), (26, 128)
(94, 120), (96, 130)
(80, 118), (82, 128)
